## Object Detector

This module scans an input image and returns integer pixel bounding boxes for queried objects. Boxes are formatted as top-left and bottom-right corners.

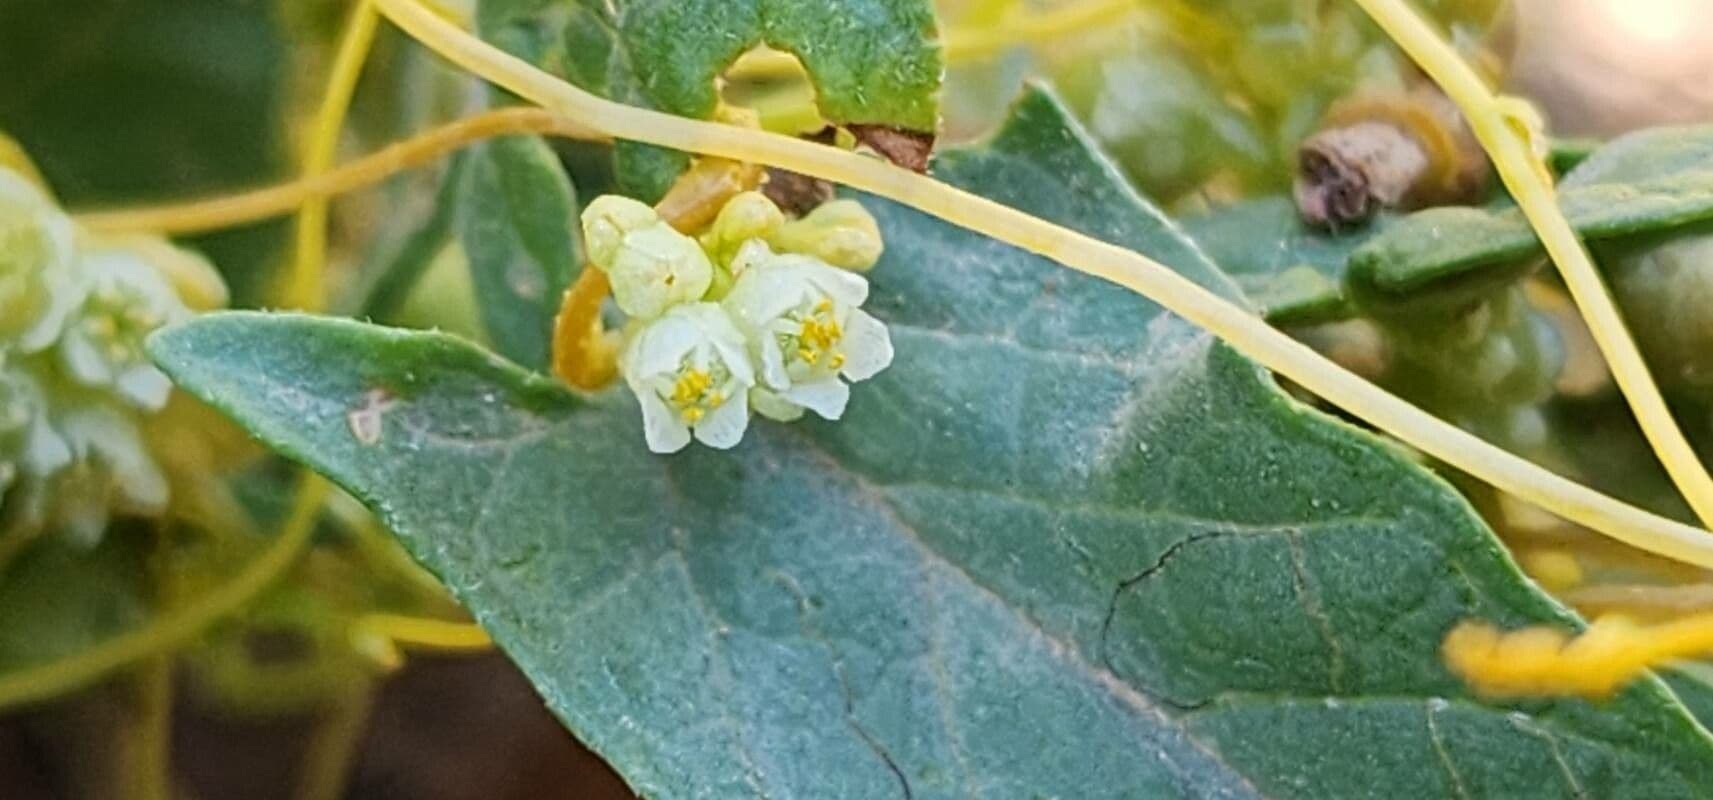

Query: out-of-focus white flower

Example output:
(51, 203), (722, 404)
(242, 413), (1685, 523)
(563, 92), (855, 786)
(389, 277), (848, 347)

(0, 168), (83, 353)
(721, 245), (893, 422)
(57, 247), (195, 411)
(621, 303), (756, 453)
(0, 365), (71, 494)
(0, 155), (229, 547)
(49, 403), (169, 546)
(582, 195), (713, 320)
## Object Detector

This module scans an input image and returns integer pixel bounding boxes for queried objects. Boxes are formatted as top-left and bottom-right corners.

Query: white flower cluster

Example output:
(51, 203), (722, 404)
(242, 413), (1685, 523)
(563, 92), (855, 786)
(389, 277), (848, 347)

(0, 167), (227, 544)
(582, 192), (893, 454)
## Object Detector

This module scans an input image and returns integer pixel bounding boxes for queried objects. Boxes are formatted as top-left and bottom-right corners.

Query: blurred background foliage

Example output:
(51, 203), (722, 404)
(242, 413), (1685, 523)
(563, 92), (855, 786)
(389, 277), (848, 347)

(3, 0), (1713, 797)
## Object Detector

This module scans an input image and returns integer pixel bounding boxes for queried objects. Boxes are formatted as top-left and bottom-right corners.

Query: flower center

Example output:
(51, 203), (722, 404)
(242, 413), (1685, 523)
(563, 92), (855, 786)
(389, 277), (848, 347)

(782, 299), (846, 371)
(81, 285), (162, 365)
(664, 362), (731, 424)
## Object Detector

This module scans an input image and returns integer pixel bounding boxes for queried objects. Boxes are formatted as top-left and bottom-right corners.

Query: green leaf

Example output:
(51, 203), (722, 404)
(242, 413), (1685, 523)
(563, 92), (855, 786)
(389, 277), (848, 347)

(476, 0), (943, 199)
(0, 0), (290, 305)
(153, 90), (1713, 797)
(457, 135), (581, 371)
(1350, 126), (1713, 295)
(1180, 197), (1374, 325)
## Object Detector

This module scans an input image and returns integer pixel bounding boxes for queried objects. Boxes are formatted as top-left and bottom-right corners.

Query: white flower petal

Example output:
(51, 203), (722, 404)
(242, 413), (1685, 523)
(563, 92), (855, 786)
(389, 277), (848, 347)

(627, 311), (703, 378)
(838, 309), (894, 381)
(637, 390), (692, 454)
(693, 392), (750, 449)
(728, 238), (774, 278)
(722, 262), (809, 329)
(757, 334), (790, 390)
(796, 256), (869, 306)
(783, 378), (850, 420)
(22, 417), (71, 475)
(116, 365), (173, 411)
(59, 328), (113, 386)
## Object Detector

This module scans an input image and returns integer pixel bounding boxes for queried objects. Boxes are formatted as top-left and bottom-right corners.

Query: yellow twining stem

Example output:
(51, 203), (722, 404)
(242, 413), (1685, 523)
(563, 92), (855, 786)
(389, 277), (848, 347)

(289, 0), (382, 312)
(368, 0), (1713, 569)
(1349, 0), (1713, 535)
(1567, 585), (1713, 622)
(76, 108), (603, 236)
(1445, 614), (1713, 698)
(349, 613), (492, 671)
(945, 0), (1138, 62)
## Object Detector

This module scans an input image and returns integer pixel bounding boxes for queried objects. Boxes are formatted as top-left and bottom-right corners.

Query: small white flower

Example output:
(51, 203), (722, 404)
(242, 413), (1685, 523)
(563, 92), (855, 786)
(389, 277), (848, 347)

(621, 302), (757, 453)
(582, 194), (714, 320)
(0, 168), (83, 353)
(721, 246), (893, 422)
(0, 365), (71, 493)
(57, 247), (193, 411)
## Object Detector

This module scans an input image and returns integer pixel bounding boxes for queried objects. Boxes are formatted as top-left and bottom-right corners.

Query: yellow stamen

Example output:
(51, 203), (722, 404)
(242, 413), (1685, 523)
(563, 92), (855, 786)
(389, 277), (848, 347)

(671, 369), (713, 405)
(830, 353), (846, 370)
(683, 407), (705, 423)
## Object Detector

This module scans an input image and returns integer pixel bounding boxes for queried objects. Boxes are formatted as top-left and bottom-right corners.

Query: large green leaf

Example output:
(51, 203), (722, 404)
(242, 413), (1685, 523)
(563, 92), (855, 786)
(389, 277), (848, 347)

(457, 135), (582, 371)
(154, 91), (1713, 797)
(1350, 126), (1713, 292)
(476, 0), (942, 199)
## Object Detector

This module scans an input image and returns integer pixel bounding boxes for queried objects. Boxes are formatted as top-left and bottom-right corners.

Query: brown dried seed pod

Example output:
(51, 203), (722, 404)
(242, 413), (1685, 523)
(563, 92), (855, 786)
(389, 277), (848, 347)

(1295, 85), (1491, 229)
(847, 124), (936, 174)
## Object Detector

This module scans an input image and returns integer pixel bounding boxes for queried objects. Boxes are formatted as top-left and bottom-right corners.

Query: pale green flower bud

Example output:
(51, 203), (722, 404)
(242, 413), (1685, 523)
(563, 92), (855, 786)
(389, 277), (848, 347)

(767, 199), (884, 272)
(701, 191), (785, 269)
(605, 223), (714, 320)
(722, 247), (893, 422)
(58, 246), (195, 411)
(0, 168), (83, 353)
(581, 194), (659, 270)
(620, 303), (756, 453)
